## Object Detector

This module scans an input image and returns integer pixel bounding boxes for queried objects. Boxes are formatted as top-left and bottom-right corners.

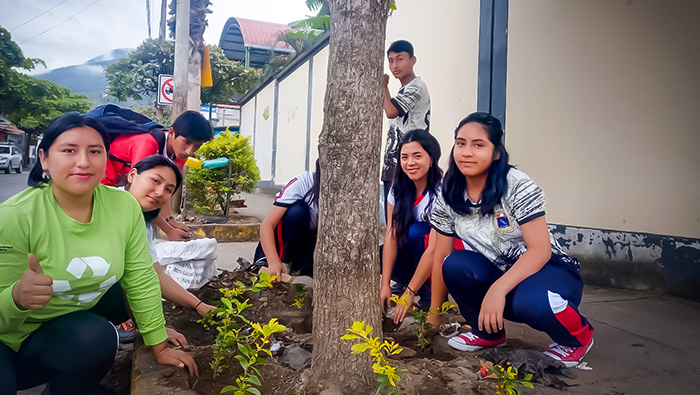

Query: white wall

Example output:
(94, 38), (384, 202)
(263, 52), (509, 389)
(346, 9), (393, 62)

(384, 0), (481, 170)
(308, 46), (330, 168)
(239, 101), (255, 141)
(506, 0), (700, 238)
(252, 83), (275, 182)
(275, 61), (310, 184)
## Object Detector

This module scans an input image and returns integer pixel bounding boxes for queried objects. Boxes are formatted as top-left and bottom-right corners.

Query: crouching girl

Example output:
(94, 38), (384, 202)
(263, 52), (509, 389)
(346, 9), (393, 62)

(431, 112), (594, 367)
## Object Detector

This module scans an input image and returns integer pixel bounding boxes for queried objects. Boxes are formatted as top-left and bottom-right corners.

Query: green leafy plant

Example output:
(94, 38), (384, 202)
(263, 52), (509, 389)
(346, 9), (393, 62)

(390, 296), (456, 349)
(221, 319), (287, 395)
(199, 272), (283, 394)
(493, 362), (534, 395)
(186, 131), (260, 215)
(341, 321), (407, 394)
(293, 284), (308, 309)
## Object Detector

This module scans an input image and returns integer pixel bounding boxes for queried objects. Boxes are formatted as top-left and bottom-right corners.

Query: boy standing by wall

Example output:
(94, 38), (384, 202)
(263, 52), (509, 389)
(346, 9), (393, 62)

(382, 40), (431, 216)
(102, 110), (213, 240)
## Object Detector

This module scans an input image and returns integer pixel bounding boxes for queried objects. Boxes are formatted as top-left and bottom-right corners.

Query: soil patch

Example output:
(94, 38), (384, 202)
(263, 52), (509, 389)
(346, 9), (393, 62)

(145, 271), (577, 394)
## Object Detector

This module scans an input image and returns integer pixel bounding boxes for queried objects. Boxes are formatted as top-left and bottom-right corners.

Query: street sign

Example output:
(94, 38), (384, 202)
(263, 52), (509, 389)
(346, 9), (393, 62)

(157, 74), (174, 105)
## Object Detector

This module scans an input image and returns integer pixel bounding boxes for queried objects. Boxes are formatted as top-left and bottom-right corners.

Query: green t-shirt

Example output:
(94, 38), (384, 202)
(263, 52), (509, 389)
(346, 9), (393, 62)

(0, 184), (167, 351)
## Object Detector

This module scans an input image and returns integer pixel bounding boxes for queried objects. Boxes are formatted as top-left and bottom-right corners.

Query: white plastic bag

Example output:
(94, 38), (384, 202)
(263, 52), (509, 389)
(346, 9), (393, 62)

(155, 238), (218, 290)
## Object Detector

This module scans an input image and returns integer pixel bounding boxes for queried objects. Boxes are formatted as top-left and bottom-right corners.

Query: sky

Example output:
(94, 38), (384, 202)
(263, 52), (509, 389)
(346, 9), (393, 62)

(0, 0), (313, 73)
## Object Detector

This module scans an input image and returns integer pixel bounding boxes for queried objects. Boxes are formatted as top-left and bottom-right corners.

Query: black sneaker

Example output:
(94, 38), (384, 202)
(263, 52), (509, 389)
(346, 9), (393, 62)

(116, 320), (135, 344)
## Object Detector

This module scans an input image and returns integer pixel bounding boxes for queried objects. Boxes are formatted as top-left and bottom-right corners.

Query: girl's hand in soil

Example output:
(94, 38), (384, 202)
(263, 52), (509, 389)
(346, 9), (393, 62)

(153, 342), (199, 376)
(379, 283), (392, 314)
(195, 301), (216, 317)
(478, 288), (506, 334)
(166, 327), (188, 349)
(393, 291), (415, 324)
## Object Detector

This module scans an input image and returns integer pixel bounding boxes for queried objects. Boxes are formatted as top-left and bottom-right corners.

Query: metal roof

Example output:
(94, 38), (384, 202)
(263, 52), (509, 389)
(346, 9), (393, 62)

(219, 17), (294, 68)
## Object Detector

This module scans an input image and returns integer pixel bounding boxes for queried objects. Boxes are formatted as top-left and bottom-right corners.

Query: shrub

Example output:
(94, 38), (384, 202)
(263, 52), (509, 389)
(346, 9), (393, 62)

(186, 131), (260, 215)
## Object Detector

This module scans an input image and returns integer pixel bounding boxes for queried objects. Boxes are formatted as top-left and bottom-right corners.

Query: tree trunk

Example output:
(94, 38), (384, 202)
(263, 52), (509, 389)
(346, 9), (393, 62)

(311, 0), (390, 392)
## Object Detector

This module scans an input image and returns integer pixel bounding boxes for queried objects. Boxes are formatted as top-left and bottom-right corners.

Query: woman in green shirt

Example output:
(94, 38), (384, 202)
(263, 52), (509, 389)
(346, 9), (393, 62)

(0, 113), (197, 394)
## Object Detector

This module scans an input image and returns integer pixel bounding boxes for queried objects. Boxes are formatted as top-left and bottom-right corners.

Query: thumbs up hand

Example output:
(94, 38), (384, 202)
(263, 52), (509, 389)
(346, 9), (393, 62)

(12, 253), (53, 310)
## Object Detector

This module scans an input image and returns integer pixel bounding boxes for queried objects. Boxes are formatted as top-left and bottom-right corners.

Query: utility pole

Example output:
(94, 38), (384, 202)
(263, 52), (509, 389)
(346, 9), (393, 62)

(158, 0), (167, 45)
(172, 0), (190, 119)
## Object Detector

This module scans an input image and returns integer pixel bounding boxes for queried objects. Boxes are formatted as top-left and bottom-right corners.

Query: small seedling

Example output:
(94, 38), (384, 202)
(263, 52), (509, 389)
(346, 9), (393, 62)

(293, 284), (308, 309)
(493, 362), (534, 395)
(341, 320), (407, 394)
(199, 273), (282, 395)
(390, 295), (456, 348)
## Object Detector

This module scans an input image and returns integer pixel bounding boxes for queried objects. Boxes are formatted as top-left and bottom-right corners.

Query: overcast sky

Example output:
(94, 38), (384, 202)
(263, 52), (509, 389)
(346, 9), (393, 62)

(0, 0), (312, 73)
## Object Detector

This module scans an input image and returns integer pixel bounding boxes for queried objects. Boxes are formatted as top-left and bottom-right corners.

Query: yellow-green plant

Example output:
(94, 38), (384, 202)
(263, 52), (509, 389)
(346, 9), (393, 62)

(341, 321), (407, 395)
(221, 319), (287, 395)
(199, 272), (280, 394)
(493, 362), (534, 395)
(292, 284), (308, 309)
(390, 296), (456, 348)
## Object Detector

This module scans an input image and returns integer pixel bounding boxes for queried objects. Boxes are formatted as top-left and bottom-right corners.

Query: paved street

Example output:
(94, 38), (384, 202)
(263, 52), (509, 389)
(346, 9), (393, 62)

(0, 171), (28, 203)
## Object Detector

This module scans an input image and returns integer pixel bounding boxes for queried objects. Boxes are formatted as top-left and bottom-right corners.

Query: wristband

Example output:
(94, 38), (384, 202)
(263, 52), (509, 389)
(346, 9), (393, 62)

(406, 286), (417, 295)
(194, 301), (203, 310)
(165, 216), (174, 222)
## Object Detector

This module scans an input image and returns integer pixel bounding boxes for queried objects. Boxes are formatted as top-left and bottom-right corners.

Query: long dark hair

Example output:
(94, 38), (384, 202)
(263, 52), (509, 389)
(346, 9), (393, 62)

(443, 112), (512, 216)
(303, 159), (321, 205)
(391, 130), (442, 251)
(125, 155), (183, 222)
(28, 113), (110, 187)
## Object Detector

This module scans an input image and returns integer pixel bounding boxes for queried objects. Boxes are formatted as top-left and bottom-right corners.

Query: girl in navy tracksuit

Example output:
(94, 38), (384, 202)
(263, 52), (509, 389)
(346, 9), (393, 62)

(430, 112), (594, 367)
(380, 130), (442, 313)
(254, 160), (320, 280)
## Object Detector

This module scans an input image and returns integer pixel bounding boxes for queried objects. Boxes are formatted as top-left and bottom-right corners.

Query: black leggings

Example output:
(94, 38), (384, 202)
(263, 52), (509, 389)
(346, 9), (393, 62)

(254, 200), (317, 277)
(0, 311), (118, 394)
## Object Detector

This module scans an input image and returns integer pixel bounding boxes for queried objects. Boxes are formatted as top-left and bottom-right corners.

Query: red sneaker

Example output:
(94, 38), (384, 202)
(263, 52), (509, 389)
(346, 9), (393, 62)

(447, 331), (506, 352)
(543, 337), (594, 367)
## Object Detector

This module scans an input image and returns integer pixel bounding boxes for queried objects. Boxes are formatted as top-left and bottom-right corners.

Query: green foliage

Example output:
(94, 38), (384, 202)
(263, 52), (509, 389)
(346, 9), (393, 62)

(341, 321), (407, 395)
(0, 27), (92, 136)
(105, 39), (262, 103)
(201, 46), (263, 104)
(390, 296), (456, 349)
(293, 285), (308, 309)
(493, 362), (534, 395)
(199, 272), (285, 395)
(104, 38), (174, 102)
(186, 131), (260, 215)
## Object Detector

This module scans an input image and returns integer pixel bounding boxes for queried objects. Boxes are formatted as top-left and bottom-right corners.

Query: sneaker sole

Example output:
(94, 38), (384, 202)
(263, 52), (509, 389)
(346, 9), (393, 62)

(447, 336), (506, 352)
(544, 338), (595, 367)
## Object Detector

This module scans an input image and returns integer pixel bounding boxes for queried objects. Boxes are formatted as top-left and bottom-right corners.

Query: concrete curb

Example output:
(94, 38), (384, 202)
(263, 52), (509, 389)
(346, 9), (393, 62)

(189, 223), (260, 242)
(131, 338), (195, 395)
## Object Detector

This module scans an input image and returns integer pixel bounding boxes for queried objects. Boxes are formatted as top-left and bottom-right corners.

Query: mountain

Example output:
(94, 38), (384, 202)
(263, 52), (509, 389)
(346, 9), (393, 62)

(33, 48), (136, 105)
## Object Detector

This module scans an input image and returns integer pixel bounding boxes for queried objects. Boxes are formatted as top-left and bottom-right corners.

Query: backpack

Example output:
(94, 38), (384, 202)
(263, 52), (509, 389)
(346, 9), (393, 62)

(88, 104), (167, 167)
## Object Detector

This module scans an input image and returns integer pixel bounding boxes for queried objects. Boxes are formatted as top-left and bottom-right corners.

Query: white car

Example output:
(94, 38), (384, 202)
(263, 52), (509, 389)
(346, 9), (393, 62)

(0, 143), (23, 174)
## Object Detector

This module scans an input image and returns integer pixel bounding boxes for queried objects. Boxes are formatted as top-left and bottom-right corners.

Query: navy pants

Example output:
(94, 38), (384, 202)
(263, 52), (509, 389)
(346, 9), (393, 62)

(255, 200), (317, 277)
(0, 311), (118, 395)
(381, 221), (432, 303)
(442, 250), (594, 347)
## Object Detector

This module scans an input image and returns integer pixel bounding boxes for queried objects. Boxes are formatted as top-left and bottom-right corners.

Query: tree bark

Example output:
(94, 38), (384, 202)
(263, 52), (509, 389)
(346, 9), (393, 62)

(311, 0), (390, 392)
